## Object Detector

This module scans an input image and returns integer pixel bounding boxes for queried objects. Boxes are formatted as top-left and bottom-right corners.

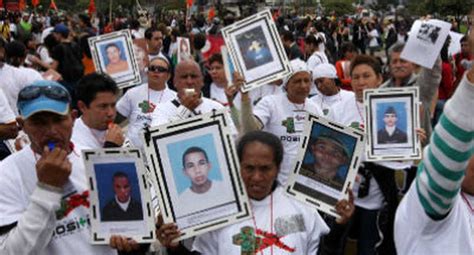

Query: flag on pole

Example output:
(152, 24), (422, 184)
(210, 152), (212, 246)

(32, 0), (40, 7)
(208, 6), (215, 21)
(19, 0), (25, 10)
(50, 0), (58, 11)
(186, 0), (193, 7)
(88, 0), (96, 16)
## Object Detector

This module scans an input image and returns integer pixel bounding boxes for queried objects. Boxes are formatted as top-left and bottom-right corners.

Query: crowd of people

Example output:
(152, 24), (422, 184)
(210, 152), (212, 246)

(0, 6), (472, 255)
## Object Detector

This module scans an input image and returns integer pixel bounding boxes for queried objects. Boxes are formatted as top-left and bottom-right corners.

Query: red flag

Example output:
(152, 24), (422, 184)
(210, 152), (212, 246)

(32, 0), (39, 7)
(201, 34), (225, 60)
(186, 0), (193, 7)
(50, 0), (58, 11)
(19, 0), (25, 10)
(88, 0), (96, 16)
(208, 7), (215, 21)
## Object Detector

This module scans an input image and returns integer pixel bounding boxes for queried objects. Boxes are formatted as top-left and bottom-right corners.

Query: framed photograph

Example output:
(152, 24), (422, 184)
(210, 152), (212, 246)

(364, 87), (421, 161)
(83, 148), (155, 244)
(89, 30), (142, 89)
(143, 109), (251, 240)
(221, 9), (291, 92)
(286, 114), (365, 218)
(177, 37), (192, 63)
(220, 45), (235, 86)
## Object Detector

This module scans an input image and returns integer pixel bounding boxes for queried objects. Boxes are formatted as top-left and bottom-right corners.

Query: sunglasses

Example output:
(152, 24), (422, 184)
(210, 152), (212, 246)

(148, 65), (169, 73)
(18, 85), (70, 103)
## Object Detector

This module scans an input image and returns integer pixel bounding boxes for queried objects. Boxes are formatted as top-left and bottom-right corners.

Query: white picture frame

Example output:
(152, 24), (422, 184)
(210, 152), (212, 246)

(364, 87), (422, 161)
(143, 109), (251, 240)
(286, 114), (365, 218)
(83, 148), (155, 244)
(221, 9), (291, 92)
(88, 30), (142, 89)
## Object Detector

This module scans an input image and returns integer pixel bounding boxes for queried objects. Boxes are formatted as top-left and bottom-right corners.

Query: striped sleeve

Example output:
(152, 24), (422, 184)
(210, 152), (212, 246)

(416, 74), (474, 219)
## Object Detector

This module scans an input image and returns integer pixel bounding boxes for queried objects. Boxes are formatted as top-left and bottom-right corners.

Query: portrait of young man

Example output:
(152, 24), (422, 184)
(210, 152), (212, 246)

(377, 106), (408, 144)
(102, 171), (143, 222)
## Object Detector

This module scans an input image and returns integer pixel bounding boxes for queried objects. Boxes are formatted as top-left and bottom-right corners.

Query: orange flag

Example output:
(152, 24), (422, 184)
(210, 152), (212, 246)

(186, 0), (193, 8)
(19, 0), (26, 10)
(32, 0), (40, 7)
(50, 0), (58, 11)
(208, 6), (215, 21)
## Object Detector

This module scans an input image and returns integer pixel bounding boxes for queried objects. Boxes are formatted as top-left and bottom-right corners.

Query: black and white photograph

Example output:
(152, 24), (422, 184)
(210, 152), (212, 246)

(83, 148), (155, 244)
(221, 9), (291, 92)
(364, 87), (422, 161)
(286, 114), (364, 218)
(88, 30), (142, 88)
(400, 19), (451, 69)
(143, 109), (251, 240)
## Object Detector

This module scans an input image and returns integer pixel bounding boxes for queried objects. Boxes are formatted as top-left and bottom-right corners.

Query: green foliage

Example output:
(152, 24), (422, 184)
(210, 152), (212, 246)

(322, 0), (354, 16)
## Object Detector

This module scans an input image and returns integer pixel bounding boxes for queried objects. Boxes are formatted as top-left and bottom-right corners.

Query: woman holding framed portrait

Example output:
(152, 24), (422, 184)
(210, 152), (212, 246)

(328, 55), (427, 255)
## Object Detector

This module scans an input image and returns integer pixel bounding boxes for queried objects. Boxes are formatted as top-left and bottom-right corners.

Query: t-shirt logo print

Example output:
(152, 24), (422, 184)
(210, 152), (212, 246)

(55, 190), (90, 220)
(232, 226), (295, 254)
(138, 100), (156, 113)
(282, 117), (296, 133)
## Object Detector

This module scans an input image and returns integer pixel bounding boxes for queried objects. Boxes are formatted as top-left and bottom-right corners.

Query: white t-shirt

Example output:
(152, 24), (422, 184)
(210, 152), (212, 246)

(116, 84), (176, 148)
(310, 89), (355, 117)
(0, 64), (43, 115)
(395, 183), (474, 254)
(209, 82), (231, 107)
(253, 94), (323, 186)
(306, 52), (329, 96)
(0, 146), (115, 255)
(193, 186), (330, 255)
(368, 29), (379, 47)
(0, 89), (15, 123)
(71, 117), (106, 149)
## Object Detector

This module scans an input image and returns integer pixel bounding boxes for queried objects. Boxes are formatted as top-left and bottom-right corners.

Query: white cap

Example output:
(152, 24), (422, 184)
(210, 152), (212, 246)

(283, 59), (311, 88)
(312, 63), (338, 80)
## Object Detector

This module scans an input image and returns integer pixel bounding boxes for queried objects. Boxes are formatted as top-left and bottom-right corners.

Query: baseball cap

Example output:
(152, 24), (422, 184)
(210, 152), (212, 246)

(283, 59), (311, 88)
(313, 132), (350, 158)
(53, 24), (69, 37)
(17, 80), (71, 119)
(312, 63), (338, 80)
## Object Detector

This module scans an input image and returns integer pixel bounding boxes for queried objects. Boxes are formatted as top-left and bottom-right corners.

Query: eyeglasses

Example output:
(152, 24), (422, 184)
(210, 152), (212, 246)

(148, 65), (169, 73)
(18, 85), (70, 103)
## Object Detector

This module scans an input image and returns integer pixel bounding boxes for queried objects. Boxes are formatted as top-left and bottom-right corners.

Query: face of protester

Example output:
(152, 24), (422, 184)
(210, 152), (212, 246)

(461, 41), (470, 55)
(113, 176), (131, 203)
(383, 113), (398, 127)
(390, 52), (415, 81)
(183, 152), (211, 187)
(209, 61), (227, 86)
(311, 139), (348, 171)
(106, 45), (121, 64)
(78, 92), (117, 130)
(240, 141), (279, 201)
(174, 60), (204, 97)
(147, 31), (163, 52)
(286, 71), (311, 104)
(351, 64), (383, 102)
(19, 111), (75, 155)
(315, 77), (338, 96)
(304, 42), (317, 55)
(147, 58), (170, 86)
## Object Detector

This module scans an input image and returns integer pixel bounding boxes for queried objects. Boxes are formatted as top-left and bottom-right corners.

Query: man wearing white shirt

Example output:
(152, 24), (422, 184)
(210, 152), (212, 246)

(72, 73), (124, 149)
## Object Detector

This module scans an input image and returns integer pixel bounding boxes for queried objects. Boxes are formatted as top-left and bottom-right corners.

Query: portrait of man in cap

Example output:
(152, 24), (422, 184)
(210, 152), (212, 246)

(377, 106), (408, 144)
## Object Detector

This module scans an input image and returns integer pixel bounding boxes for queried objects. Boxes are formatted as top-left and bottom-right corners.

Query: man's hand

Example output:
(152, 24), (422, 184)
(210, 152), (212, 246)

(335, 189), (355, 225)
(36, 146), (71, 188)
(156, 214), (181, 248)
(109, 235), (139, 252)
(105, 123), (125, 146)
(0, 122), (19, 140)
(180, 92), (201, 111)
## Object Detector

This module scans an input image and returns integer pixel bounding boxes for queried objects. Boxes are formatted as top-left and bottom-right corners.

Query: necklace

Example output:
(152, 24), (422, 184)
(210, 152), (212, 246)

(355, 98), (364, 122)
(148, 86), (165, 106)
(251, 193), (273, 255)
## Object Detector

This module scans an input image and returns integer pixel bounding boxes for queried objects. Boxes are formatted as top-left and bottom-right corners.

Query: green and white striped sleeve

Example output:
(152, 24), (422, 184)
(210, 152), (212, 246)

(416, 74), (474, 220)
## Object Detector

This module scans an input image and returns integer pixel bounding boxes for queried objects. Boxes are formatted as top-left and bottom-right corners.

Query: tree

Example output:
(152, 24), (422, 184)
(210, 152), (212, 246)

(322, 0), (354, 17)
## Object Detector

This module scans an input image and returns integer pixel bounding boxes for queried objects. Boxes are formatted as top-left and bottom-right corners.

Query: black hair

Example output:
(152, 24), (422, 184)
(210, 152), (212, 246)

(237, 131), (283, 168)
(78, 14), (92, 28)
(105, 43), (120, 52)
(144, 27), (162, 40)
(75, 73), (118, 107)
(182, 147), (209, 168)
(208, 53), (223, 65)
(340, 42), (357, 55)
(304, 34), (323, 47)
(113, 171), (129, 180)
(193, 33), (206, 51)
(350, 55), (382, 76)
(281, 30), (295, 43)
(5, 40), (26, 59)
(460, 35), (468, 43)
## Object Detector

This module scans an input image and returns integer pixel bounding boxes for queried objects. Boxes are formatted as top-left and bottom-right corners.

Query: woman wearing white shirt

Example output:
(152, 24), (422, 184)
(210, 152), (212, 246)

(305, 34), (329, 96)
